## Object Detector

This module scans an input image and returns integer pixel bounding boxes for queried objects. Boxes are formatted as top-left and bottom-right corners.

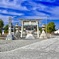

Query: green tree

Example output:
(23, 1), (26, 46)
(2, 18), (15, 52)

(39, 27), (42, 32)
(4, 25), (8, 33)
(0, 19), (4, 34)
(45, 22), (55, 33)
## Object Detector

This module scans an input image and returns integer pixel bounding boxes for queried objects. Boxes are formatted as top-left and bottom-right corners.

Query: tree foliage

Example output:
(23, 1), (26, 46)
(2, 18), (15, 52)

(4, 25), (8, 33)
(39, 27), (42, 32)
(45, 22), (55, 33)
(0, 19), (4, 28)
(0, 19), (4, 34)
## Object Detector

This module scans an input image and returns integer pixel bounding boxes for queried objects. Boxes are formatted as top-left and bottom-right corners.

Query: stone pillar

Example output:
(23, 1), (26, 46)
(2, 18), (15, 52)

(9, 25), (11, 34)
(20, 21), (23, 38)
(37, 21), (39, 38)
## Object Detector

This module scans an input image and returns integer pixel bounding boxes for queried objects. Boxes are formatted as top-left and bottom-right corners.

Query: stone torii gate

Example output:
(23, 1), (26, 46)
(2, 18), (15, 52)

(20, 19), (40, 39)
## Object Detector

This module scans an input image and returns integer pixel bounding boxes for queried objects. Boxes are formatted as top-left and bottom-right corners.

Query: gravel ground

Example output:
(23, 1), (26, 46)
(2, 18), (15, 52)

(0, 39), (42, 52)
(0, 36), (59, 59)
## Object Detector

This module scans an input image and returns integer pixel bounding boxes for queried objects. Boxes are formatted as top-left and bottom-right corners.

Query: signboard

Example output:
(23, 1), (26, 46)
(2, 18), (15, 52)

(23, 21), (37, 25)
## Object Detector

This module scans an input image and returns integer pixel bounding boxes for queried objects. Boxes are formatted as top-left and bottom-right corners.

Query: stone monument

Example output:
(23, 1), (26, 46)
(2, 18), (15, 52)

(40, 24), (47, 39)
(6, 17), (14, 40)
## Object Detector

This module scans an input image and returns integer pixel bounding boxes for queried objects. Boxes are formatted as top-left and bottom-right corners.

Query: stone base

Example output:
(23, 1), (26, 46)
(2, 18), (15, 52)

(40, 30), (47, 39)
(40, 36), (47, 39)
(6, 34), (14, 40)
(25, 34), (35, 39)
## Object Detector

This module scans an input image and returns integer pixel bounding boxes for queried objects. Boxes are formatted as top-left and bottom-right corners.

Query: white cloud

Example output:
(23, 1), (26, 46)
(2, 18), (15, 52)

(2, 10), (8, 13)
(0, 0), (28, 10)
(51, 7), (59, 16)
(0, 15), (9, 22)
(0, 9), (24, 16)
(8, 12), (24, 16)
(0, 15), (19, 25)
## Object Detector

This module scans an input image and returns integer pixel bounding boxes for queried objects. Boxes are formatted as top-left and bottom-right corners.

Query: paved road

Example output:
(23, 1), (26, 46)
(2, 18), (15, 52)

(0, 36), (59, 59)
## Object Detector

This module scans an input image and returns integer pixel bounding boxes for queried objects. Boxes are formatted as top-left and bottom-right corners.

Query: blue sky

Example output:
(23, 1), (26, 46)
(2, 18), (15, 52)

(0, 0), (59, 29)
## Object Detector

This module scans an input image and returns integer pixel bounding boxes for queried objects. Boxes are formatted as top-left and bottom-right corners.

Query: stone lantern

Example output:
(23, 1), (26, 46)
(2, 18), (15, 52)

(40, 24), (47, 39)
(15, 23), (19, 33)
